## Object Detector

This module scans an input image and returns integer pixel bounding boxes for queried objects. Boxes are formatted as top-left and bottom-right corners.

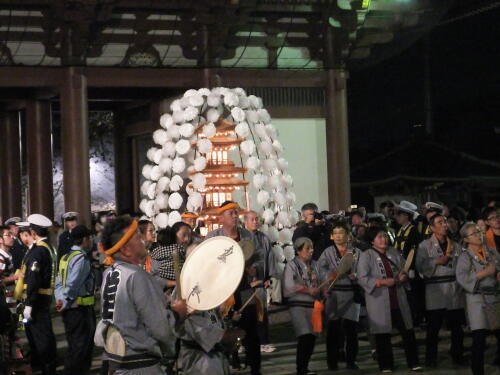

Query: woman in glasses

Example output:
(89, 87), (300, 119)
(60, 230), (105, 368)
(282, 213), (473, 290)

(456, 222), (500, 375)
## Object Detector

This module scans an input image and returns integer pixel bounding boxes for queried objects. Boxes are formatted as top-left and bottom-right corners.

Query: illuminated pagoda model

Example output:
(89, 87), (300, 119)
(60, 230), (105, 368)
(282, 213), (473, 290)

(189, 119), (249, 232)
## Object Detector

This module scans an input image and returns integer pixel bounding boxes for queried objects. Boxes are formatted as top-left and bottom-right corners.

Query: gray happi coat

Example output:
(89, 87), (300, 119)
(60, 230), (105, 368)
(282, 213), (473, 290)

(456, 247), (500, 330)
(357, 247), (413, 334)
(282, 256), (320, 337)
(94, 260), (178, 372)
(177, 309), (230, 375)
(415, 236), (465, 311)
(317, 245), (361, 322)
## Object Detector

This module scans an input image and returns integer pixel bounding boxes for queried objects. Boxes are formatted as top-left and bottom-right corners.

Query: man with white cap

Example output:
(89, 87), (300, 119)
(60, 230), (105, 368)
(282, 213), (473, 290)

(417, 202), (444, 240)
(58, 211), (79, 261)
(394, 201), (424, 326)
(4, 217), (26, 270)
(22, 214), (58, 375)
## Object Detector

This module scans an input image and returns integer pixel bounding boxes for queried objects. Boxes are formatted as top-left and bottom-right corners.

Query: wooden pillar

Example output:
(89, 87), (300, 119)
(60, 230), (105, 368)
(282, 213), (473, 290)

(60, 67), (91, 226)
(113, 111), (134, 214)
(325, 27), (351, 211)
(26, 101), (54, 218)
(0, 112), (23, 219)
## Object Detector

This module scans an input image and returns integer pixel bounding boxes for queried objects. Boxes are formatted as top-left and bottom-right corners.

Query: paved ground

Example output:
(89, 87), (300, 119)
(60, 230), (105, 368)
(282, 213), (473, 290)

(16, 306), (500, 375)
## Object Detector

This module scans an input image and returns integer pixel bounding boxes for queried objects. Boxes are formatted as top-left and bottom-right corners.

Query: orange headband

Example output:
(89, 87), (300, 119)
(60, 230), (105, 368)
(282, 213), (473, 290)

(181, 212), (198, 219)
(216, 202), (240, 215)
(99, 220), (138, 265)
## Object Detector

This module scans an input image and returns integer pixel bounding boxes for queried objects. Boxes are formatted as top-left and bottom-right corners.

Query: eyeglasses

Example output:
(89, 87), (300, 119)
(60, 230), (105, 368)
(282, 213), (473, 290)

(487, 215), (499, 221)
(464, 230), (482, 237)
(2, 233), (13, 238)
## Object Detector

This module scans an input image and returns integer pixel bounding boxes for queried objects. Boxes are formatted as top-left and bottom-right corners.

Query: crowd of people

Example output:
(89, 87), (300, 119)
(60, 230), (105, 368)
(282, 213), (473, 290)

(0, 198), (498, 375)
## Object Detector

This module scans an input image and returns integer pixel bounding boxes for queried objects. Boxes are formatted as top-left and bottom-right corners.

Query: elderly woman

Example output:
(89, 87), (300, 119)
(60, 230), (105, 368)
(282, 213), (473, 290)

(317, 221), (361, 370)
(456, 222), (500, 375)
(357, 226), (421, 373)
(283, 237), (320, 375)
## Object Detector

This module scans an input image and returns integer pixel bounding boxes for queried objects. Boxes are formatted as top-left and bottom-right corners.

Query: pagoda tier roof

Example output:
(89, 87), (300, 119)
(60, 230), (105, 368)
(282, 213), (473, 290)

(193, 165), (247, 176)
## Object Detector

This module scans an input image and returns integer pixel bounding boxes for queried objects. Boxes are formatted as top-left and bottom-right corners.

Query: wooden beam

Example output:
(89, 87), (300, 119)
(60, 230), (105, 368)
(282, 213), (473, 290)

(0, 66), (325, 88)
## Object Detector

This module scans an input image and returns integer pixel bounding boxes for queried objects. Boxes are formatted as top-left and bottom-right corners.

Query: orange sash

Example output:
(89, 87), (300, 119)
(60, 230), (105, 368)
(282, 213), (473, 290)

(486, 228), (496, 250)
(311, 300), (324, 333)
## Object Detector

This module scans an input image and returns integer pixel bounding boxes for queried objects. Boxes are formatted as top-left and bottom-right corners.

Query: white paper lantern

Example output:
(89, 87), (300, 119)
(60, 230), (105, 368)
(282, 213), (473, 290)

(231, 107), (245, 122)
(172, 110), (184, 124)
(240, 140), (255, 156)
(283, 245), (295, 261)
(207, 93), (220, 107)
(155, 193), (168, 209)
(142, 164), (153, 179)
(197, 138), (213, 154)
(175, 139), (191, 155)
(206, 108), (220, 123)
(162, 142), (176, 158)
(146, 148), (158, 162)
(169, 175), (183, 191)
(253, 174), (267, 189)
(149, 166), (162, 181)
(257, 190), (270, 206)
(263, 209), (275, 224)
(235, 122), (250, 138)
(179, 123), (195, 138)
(153, 149), (163, 165)
(258, 141), (273, 156)
(188, 94), (204, 107)
(273, 245), (285, 262)
(157, 176), (170, 192)
(172, 157), (186, 173)
(272, 139), (284, 153)
(274, 191), (286, 206)
(248, 95), (263, 109)
(155, 212), (169, 229)
(153, 129), (168, 145)
(277, 211), (290, 227)
(160, 113), (174, 129)
(263, 158), (277, 172)
(168, 192), (183, 210)
(187, 192), (203, 209)
(140, 180), (151, 196)
(198, 88), (211, 96)
(223, 92), (239, 107)
(233, 87), (246, 96)
(167, 125), (181, 140)
(202, 123), (216, 138)
(183, 106), (198, 121)
(159, 158), (173, 174)
(139, 199), (148, 213)
(257, 108), (271, 124)
(170, 99), (182, 112)
(268, 174), (281, 189)
(245, 110), (259, 124)
(278, 158), (289, 170)
(254, 123), (268, 139)
(194, 156), (207, 171)
(191, 173), (206, 190)
(147, 183), (157, 200)
(286, 191), (297, 204)
(266, 124), (278, 139)
(246, 156), (260, 170)
(267, 226), (279, 243)
(288, 210), (300, 225)
(168, 211), (182, 227)
(144, 200), (156, 217)
(282, 174), (293, 188)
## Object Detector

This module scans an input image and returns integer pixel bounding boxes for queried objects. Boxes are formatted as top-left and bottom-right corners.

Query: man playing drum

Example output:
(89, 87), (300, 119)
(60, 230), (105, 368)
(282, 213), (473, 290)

(94, 216), (188, 374)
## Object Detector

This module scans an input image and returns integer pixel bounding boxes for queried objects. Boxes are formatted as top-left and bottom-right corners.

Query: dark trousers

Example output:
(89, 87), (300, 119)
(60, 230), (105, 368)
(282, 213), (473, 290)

(374, 309), (419, 371)
(62, 305), (96, 375)
(407, 276), (425, 326)
(257, 308), (270, 345)
(471, 329), (500, 375)
(25, 298), (57, 375)
(425, 308), (464, 364)
(297, 333), (316, 375)
(239, 305), (261, 375)
(326, 318), (358, 366)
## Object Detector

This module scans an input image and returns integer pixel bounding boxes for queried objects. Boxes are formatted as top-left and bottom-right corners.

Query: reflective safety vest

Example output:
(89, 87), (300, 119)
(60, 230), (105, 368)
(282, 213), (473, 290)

(395, 224), (414, 252)
(58, 250), (95, 306)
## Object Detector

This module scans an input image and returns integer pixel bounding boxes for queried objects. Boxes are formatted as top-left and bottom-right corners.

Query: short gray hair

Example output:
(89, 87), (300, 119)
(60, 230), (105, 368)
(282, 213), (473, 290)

(293, 237), (313, 252)
(459, 221), (477, 239)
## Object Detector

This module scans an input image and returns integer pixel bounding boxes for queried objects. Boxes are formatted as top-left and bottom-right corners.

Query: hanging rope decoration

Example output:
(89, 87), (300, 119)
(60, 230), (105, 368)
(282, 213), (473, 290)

(140, 87), (298, 257)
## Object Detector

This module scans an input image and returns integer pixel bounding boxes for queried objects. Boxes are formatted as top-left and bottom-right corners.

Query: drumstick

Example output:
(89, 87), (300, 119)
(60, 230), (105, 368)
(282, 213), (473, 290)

(238, 290), (258, 314)
(173, 249), (182, 298)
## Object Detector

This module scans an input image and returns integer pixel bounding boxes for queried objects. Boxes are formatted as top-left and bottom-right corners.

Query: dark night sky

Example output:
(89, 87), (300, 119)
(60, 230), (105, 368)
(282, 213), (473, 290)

(347, 3), (500, 168)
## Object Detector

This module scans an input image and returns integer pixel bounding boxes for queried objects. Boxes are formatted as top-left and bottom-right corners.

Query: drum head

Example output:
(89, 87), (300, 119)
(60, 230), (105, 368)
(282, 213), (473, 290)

(181, 236), (244, 311)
